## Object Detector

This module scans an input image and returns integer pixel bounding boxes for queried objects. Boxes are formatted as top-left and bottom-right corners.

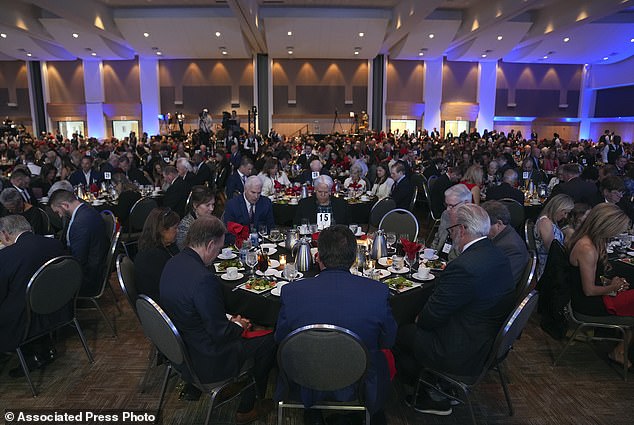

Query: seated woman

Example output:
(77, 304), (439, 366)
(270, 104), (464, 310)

(111, 173), (141, 231)
(459, 164), (483, 205)
(343, 163), (367, 192)
(134, 207), (180, 302)
(175, 185), (215, 250)
(370, 163), (394, 200)
(562, 203), (591, 239)
(258, 158), (282, 197)
(568, 203), (633, 367)
(535, 193), (574, 279)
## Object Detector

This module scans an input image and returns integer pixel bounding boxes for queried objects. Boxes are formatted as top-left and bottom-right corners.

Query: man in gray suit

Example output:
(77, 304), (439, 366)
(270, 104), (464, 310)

(482, 200), (529, 284)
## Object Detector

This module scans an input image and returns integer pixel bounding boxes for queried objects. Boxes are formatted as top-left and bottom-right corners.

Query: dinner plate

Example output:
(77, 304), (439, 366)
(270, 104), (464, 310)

(268, 259), (280, 268)
(374, 269), (391, 279)
(214, 263), (245, 273)
(412, 273), (435, 282)
(221, 272), (244, 281)
(261, 243), (276, 250)
(256, 268), (279, 277)
(217, 253), (237, 260)
(395, 281), (422, 292)
(627, 251), (634, 257)
(235, 280), (277, 294)
(270, 281), (289, 296)
(274, 270), (304, 280)
(277, 242), (287, 249)
(419, 254), (439, 261)
(387, 266), (409, 274)
(377, 257), (392, 267)
(261, 247), (278, 256)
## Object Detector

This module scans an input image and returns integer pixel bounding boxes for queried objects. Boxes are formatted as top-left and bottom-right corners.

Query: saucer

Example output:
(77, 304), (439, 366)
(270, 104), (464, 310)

(218, 253), (237, 260)
(412, 273), (435, 281)
(256, 269), (278, 276)
(221, 272), (243, 281)
(268, 259), (280, 268)
(270, 282), (289, 296)
(387, 266), (409, 274)
(420, 254), (439, 261)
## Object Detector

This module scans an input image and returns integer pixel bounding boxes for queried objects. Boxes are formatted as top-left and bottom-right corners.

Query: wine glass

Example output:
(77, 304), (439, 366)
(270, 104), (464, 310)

(245, 251), (258, 277)
(404, 252), (416, 278)
(386, 232), (397, 253)
(363, 259), (376, 278)
(269, 228), (281, 242)
(284, 263), (298, 282)
(258, 224), (268, 239)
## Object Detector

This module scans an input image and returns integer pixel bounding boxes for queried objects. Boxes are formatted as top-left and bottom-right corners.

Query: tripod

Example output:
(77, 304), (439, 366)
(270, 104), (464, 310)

(332, 109), (344, 134)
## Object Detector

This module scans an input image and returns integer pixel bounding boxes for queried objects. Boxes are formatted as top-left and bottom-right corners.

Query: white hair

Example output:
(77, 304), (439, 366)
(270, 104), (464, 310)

(176, 157), (193, 173)
(455, 203), (491, 237)
(314, 175), (333, 191)
(245, 175), (263, 190)
(445, 184), (472, 203)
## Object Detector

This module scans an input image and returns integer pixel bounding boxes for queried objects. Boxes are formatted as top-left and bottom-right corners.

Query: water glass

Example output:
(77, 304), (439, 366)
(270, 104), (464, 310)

(269, 228), (281, 242)
(258, 224), (268, 238)
(284, 264), (298, 281)
(245, 251), (258, 277)
(386, 232), (397, 251)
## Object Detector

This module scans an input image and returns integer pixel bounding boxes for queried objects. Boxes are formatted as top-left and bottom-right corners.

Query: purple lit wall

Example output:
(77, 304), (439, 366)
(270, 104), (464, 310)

(595, 85), (634, 117)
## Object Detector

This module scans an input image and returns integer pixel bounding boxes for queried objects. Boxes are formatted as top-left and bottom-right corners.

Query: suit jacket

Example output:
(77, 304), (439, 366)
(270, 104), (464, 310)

(550, 177), (600, 206)
(66, 204), (110, 296)
(223, 195), (275, 245)
(486, 182), (525, 204)
(491, 226), (530, 284)
(0, 232), (68, 351)
(390, 176), (415, 210)
(163, 176), (190, 218)
(296, 170), (331, 185)
(160, 248), (245, 383)
(293, 195), (348, 226)
(225, 171), (247, 199)
(274, 269), (397, 413)
(125, 167), (150, 186)
(68, 169), (102, 187)
(193, 162), (213, 187)
(135, 244), (179, 302)
(416, 238), (516, 376)
(429, 174), (453, 218)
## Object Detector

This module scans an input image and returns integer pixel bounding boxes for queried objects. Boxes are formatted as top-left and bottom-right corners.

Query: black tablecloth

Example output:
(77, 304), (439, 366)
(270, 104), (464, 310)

(272, 199), (374, 226)
(219, 243), (433, 327)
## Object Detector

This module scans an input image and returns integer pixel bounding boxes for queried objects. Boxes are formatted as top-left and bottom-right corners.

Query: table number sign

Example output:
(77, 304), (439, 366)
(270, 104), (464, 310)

(103, 171), (111, 180)
(311, 171), (320, 180)
(317, 212), (332, 230)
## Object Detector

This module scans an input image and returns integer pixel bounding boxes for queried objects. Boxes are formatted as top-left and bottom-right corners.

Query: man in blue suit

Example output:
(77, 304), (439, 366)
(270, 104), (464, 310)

(49, 190), (109, 297)
(225, 157), (254, 199)
(68, 155), (102, 187)
(275, 225), (397, 425)
(395, 204), (516, 416)
(223, 176), (275, 245)
(389, 160), (415, 209)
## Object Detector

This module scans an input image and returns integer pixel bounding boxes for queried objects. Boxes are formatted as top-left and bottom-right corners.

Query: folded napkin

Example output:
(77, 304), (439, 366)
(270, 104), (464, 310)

(274, 180), (283, 190)
(227, 222), (249, 248)
(242, 328), (273, 339)
(349, 181), (363, 190)
(401, 238), (422, 257)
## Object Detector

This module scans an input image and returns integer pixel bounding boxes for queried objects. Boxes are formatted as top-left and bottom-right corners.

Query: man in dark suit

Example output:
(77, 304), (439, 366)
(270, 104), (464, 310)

(8, 168), (38, 207)
(191, 152), (212, 187)
(486, 169), (525, 204)
(294, 175), (347, 226)
(396, 204), (516, 415)
(223, 176), (275, 245)
(0, 215), (67, 372)
(119, 154), (150, 186)
(550, 163), (600, 206)
(162, 166), (190, 218)
(68, 155), (102, 187)
(482, 201), (529, 284)
(225, 157), (254, 199)
(229, 143), (242, 170)
(296, 159), (330, 185)
(160, 217), (275, 424)
(275, 225), (397, 424)
(49, 190), (109, 297)
(295, 144), (314, 170)
(429, 167), (461, 219)
(600, 176), (634, 222)
(390, 160), (415, 209)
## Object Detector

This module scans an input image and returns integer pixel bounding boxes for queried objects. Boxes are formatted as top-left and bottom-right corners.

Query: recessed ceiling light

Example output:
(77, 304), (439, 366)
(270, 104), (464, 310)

(497, 35), (503, 41)
(287, 31), (292, 36)
(91, 52), (97, 56)
(72, 33), (79, 38)
(287, 48), (293, 55)
(428, 33), (435, 39)
(143, 32), (150, 38)
(222, 50), (228, 55)
(359, 32), (364, 37)
(354, 51), (359, 55)
(26, 53), (32, 57)
(603, 56), (609, 60)
(563, 37), (570, 42)
(156, 51), (162, 56)
(0, 33), (6, 38)
(418, 52), (424, 56)
(630, 38), (634, 43)
(215, 31), (221, 37)
(481, 54), (487, 58)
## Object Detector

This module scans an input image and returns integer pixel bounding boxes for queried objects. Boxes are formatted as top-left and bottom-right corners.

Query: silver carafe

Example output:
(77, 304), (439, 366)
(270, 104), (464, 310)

(293, 237), (312, 272)
(301, 184), (309, 199)
(371, 229), (388, 260)
(285, 229), (299, 251)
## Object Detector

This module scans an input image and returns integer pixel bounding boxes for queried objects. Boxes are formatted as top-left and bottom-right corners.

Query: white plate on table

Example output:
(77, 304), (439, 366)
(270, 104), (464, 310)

(235, 280), (277, 294)
(268, 259), (280, 268)
(627, 251), (634, 257)
(256, 268), (280, 277)
(419, 254), (439, 261)
(277, 242), (288, 249)
(217, 253), (237, 260)
(221, 272), (244, 281)
(273, 270), (304, 280)
(270, 281), (289, 296)
(374, 269), (391, 279)
(377, 257), (392, 267)
(387, 266), (409, 274)
(261, 247), (278, 256)
(214, 263), (245, 273)
(261, 243), (277, 250)
(412, 273), (435, 282)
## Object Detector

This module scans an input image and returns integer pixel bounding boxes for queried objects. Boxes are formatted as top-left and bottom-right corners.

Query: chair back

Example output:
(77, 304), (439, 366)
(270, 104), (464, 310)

(408, 186), (418, 211)
(37, 207), (52, 234)
(379, 208), (419, 241)
(499, 198), (525, 232)
(427, 174), (439, 189)
(24, 256), (82, 340)
(493, 291), (539, 363)
(369, 198), (396, 228)
(128, 197), (158, 233)
(100, 210), (118, 242)
(98, 216), (121, 297)
(515, 251), (537, 303)
(421, 179), (439, 220)
(277, 324), (368, 393)
(524, 219), (536, 251)
(116, 254), (138, 316)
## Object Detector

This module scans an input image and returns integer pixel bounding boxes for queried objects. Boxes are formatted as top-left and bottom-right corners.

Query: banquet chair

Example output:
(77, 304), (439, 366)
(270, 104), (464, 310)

(379, 208), (419, 241)
(415, 291), (539, 425)
(524, 219), (536, 252)
(515, 251), (537, 305)
(121, 197), (158, 258)
(276, 324), (371, 425)
(421, 179), (440, 244)
(136, 295), (256, 425)
(554, 302), (634, 381)
(36, 207), (52, 235)
(77, 212), (121, 337)
(408, 186), (419, 211)
(369, 198), (396, 229)
(499, 198), (525, 234)
(16, 256), (94, 396)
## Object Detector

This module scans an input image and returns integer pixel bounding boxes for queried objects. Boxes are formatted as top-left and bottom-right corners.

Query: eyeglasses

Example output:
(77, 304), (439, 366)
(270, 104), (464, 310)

(445, 200), (465, 210)
(610, 190), (625, 197)
(447, 223), (463, 232)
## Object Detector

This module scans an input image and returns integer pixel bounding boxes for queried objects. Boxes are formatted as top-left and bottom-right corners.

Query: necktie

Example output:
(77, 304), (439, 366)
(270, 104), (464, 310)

(249, 203), (255, 222)
(20, 189), (30, 203)
(242, 175), (246, 186)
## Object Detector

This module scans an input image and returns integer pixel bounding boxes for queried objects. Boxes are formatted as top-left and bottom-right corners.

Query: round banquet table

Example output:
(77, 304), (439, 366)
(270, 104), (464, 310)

(218, 240), (435, 327)
(272, 197), (375, 226)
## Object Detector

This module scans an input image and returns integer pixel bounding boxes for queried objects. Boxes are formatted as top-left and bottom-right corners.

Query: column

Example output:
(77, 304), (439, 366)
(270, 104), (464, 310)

(578, 64), (595, 141)
(139, 57), (160, 136)
(255, 54), (271, 135)
(83, 60), (106, 139)
(476, 61), (497, 134)
(423, 58), (442, 132)
(371, 54), (386, 132)
(26, 61), (47, 135)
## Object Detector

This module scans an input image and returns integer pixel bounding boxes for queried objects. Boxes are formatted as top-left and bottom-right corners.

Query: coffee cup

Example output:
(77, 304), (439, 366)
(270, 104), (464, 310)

(392, 255), (404, 271)
(423, 248), (435, 260)
(226, 267), (238, 278)
(222, 247), (232, 257)
(418, 266), (430, 279)
(349, 224), (359, 235)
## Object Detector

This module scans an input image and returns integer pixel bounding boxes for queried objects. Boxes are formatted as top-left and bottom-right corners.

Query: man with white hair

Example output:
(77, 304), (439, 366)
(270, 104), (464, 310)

(294, 175), (347, 226)
(223, 176), (275, 245)
(395, 204), (516, 416)
(431, 184), (472, 261)
(162, 165), (189, 218)
(297, 159), (329, 185)
(175, 157), (195, 189)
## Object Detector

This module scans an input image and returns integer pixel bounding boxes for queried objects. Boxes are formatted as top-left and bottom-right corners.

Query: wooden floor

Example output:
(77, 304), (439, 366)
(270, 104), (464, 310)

(1, 275), (633, 425)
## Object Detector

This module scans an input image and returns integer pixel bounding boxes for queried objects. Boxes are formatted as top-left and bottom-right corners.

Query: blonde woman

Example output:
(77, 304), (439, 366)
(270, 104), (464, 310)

(343, 163), (367, 192)
(459, 165), (483, 205)
(535, 194), (574, 279)
(567, 203), (633, 367)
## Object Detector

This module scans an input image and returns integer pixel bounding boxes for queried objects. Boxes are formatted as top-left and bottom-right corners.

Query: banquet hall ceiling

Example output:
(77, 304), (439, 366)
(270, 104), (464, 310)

(0, 0), (632, 65)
